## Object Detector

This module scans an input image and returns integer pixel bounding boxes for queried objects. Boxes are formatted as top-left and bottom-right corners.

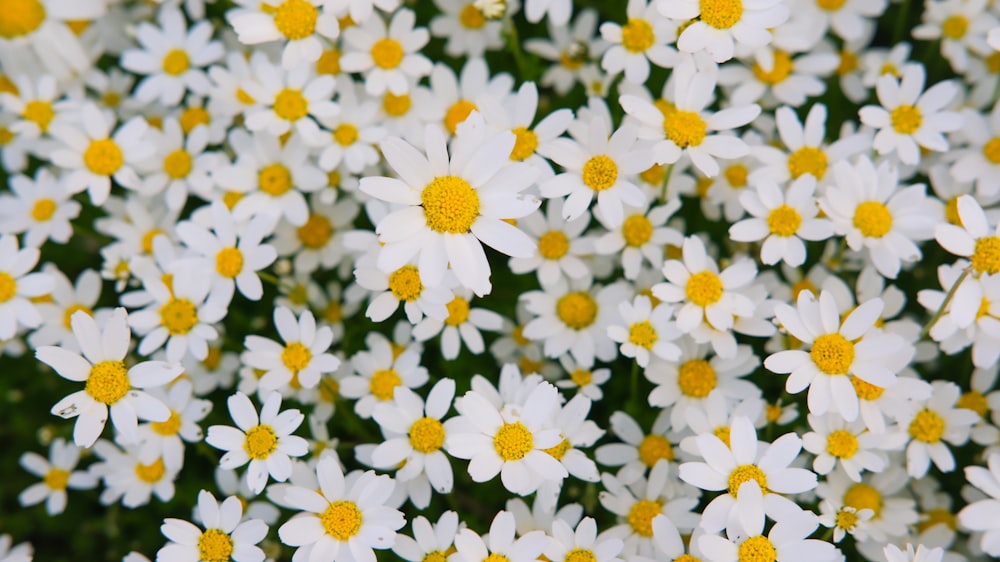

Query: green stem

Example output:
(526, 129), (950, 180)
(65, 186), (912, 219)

(503, 16), (533, 82)
(629, 360), (641, 414)
(893, 0), (912, 44)
(660, 163), (674, 203)
(920, 267), (971, 340)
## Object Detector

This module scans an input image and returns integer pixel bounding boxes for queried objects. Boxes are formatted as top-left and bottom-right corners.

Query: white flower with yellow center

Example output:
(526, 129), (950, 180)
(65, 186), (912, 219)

(816, 467), (918, 543)
(451, 510), (549, 562)
(959, 452), (1000, 556)
(765, 290), (909, 422)
(429, 0), (504, 58)
(544, 516), (624, 562)
(913, 0), (997, 72)
(138, 118), (218, 211)
(135, 379), (211, 472)
(950, 105), (1000, 198)
(0, 0), (104, 80)
(392, 511), (459, 562)
(354, 248), (453, 324)
(801, 413), (890, 483)
(678, 416), (817, 534)
(936, 195), (1000, 284)
(919, 262), (1000, 368)
(595, 409), (677, 485)
(243, 306), (340, 394)
(0, 168), (80, 248)
(91, 440), (179, 508)
(49, 103), (153, 205)
(820, 155), (942, 279)
(793, 0), (886, 42)
(599, 0), (680, 84)
(419, 57), (514, 137)
(413, 287), (504, 360)
(361, 114), (541, 297)
(883, 544), (946, 562)
(242, 61), (338, 141)
(0, 73), (66, 141)
(510, 199), (594, 288)
(607, 295), (682, 368)
(0, 231), (50, 334)
(656, 0), (789, 63)
(272, 191), (359, 275)
(446, 381), (569, 496)
(316, 77), (386, 174)
(18, 437), (96, 515)
(898, 381), (979, 478)
(370, 380), (456, 508)
(858, 63), (962, 165)
(340, 332), (429, 418)
(37, 308), (182, 447)
(120, 8), (223, 105)
(697, 505), (838, 562)
(523, 9), (608, 96)
(158, 490), (269, 562)
(228, 0), (341, 69)
(594, 198), (684, 280)
(729, 174), (834, 267)
(205, 391), (308, 494)
(341, 8), (432, 95)
(28, 266), (104, 354)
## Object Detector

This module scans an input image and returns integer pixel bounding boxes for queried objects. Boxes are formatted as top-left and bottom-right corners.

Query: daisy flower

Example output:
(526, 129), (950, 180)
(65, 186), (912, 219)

(595, 409), (677, 485)
(205, 391), (308, 494)
(950, 104), (1000, 198)
(912, 0), (997, 72)
(958, 452), (1000, 556)
(599, 0), (680, 84)
(340, 332), (429, 418)
(657, 0), (789, 63)
(544, 517), (623, 562)
(412, 288), (504, 360)
(360, 114), (540, 297)
(935, 194), (1000, 282)
(0, 535), (31, 562)
(523, 9), (608, 96)
(18, 437), (96, 515)
(607, 295), (682, 368)
(90, 442), (178, 508)
(353, 254), (452, 324)
(0, 232), (54, 340)
(801, 413), (890, 482)
(478, 80), (575, 175)
(795, 0), (886, 42)
(139, 117), (218, 211)
(135, 379), (211, 471)
(276, 456), (405, 560)
(271, 192), (359, 276)
(0, 0), (105, 80)
(340, 8), (432, 96)
(37, 308), (182, 447)
(27, 266), (104, 352)
(227, 0), (341, 69)
(417, 57), (514, 136)
(898, 381), (979, 478)
(697, 505), (839, 562)
(158, 490), (269, 562)
(858, 63), (962, 165)
(242, 306), (340, 394)
(392, 511), (459, 562)
(509, 198), (594, 288)
(817, 467), (918, 544)
(316, 77), (386, 174)
(593, 198), (684, 280)
(729, 174), (834, 267)
(243, 61), (338, 142)
(451, 510), (548, 562)
(0, 73), (68, 141)
(429, 0), (504, 58)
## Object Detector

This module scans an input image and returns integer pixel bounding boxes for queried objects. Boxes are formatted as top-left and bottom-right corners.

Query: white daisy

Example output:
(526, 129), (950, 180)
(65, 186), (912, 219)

(599, 0), (680, 84)
(950, 104), (1000, 198)
(158, 490), (269, 562)
(227, 0), (340, 69)
(697, 505), (839, 562)
(0, 0), (105, 81)
(18, 437), (96, 515)
(801, 413), (890, 482)
(959, 452), (1000, 556)
(912, 0), (997, 72)
(412, 287), (504, 360)
(595, 409), (678, 485)
(392, 511), (459, 562)
(509, 199), (595, 288)
(243, 60), (338, 142)
(135, 378), (211, 471)
(340, 332), (429, 418)
(138, 117), (218, 211)
(593, 198), (684, 280)
(271, 192), (359, 276)
(340, 8), (432, 96)
(657, 0), (789, 62)
(523, 9), (608, 96)
(607, 295), (682, 368)
(898, 381), (979, 478)
(429, 0), (504, 58)
(0, 232), (54, 340)
(90, 441), (178, 508)
(27, 266), (104, 352)
(242, 306), (340, 394)
(452, 510), (548, 562)
(544, 516), (623, 562)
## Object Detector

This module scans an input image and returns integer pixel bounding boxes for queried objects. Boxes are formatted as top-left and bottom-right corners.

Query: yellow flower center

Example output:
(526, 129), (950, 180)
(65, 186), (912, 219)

(161, 49), (190, 76)
(972, 236), (1000, 275)
(628, 320), (658, 349)
(0, 126), (14, 145)
(484, 555), (510, 562)
(538, 230), (569, 259)
(844, 483), (882, 517)
(752, 51), (793, 85)
(0, 272), (17, 304)
(981, 137), (1000, 165)
(890, 104), (922, 134)
(700, 0), (743, 28)
(235, 88), (256, 105)
(810, 333), (854, 375)
(640, 163), (666, 185)
(163, 149), (192, 180)
(60, 304), (91, 331)
(852, 201), (893, 238)
(244, 424), (278, 460)
(510, 126), (538, 161)
(371, 37), (404, 69)
(135, 458), (166, 483)
(621, 18), (655, 53)
(917, 508), (957, 532)
(83, 139), (124, 176)
(409, 416), (445, 453)
(728, 464), (768, 497)
(444, 99), (477, 134)
(738, 535), (777, 562)
(816, 0), (846, 11)
(459, 3), (486, 28)
(826, 429), (859, 458)
(494, 421), (534, 461)
(724, 164), (748, 188)
(421, 175), (480, 234)
(297, 213), (333, 249)
(835, 508), (859, 531)
(851, 376), (885, 400)
(788, 146), (828, 179)
(686, 271), (723, 307)
(273, 88), (309, 121)
(638, 434), (674, 467)
(767, 204), (802, 237)
(837, 49), (858, 76)
(445, 296), (470, 326)
(941, 197), (960, 225)
(422, 552), (449, 562)
(159, 298), (198, 335)
(198, 529), (234, 562)
(714, 426), (731, 447)
(564, 549), (598, 562)
(272, 0), (318, 40)
(570, 368), (592, 387)
(321, 500), (362, 540)
(765, 403), (784, 423)
(22, 100), (53, 131)
(909, 409), (945, 443)
(0, 0), (46, 38)
(333, 123), (358, 146)
(678, 359), (717, 398)
(942, 14), (968, 39)
(582, 155), (619, 191)
(383, 91), (412, 117)
(664, 110), (708, 148)
(316, 48), (341, 74)
(280, 342), (312, 374)
(85, 360), (130, 405)
(622, 214), (653, 247)
(151, 410), (182, 436)
(369, 368), (401, 401)
(44, 467), (70, 490)
(958, 390), (988, 418)
(211, 247), (243, 279)
(180, 107), (209, 134)
(627, 499), (662, 537)
(556, 291), (598, 330)
(542, 437), (572, 460)
(389, 265), (423, 302)
(676, 556), (702, 562)
(30, 197), (57, 222)
(259, 163), (293, 196)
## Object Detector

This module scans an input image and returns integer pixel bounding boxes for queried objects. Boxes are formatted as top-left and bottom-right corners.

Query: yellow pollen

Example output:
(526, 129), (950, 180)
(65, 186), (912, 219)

(638, 434), (674, 466)
(826, 429), (859, 458)
(0, 126), (13, 145)
(724, 164), (748, 188)
(135, 458), (166, 483)
(564, 548), (598, 562)
(371, 37), (404, 69)
(519, 357), (543, 375)
(981, 138), (1000, 165)
(101, 90), (121, 106)
(369, 368), (401, 401)
(988, 52), (1000, 73)
(273, 88), (308, 122)
(44, 468), (70, 490)
(627, 499), (662, 537)
(445, 296), (470, 326)
(788, 146), (828, 179)
(161, 49), (190, 76)
(752, 51), (793, 85)
(909, 409), (945, 443)
(258, 163), (293, 196)
(30, 198), (56, 221)
(409, 417), (445, 453)
(767, 204), (802, 237)
(22, 100), (53, 131)
(942, 14), (968, 39)
(319, 377), (339, 402)
(675, 556), (701, 562)
(316, 48), (341, 74)
(738, 535), (777, 562)
(628, 320), (658, 349)
(295, 212), (334, 248)
(422, 549), (449, 562)
(221, 191), (243, 211)
(235, 88), (256, 105)
(85, 360), (130, 405)
(837, 49), (858, 76)
(700, 0), (743, 29)
(621, 18), (655, 53)
(972, 236), (1000, 275)
(810, 333), (854, 375)
(281, 342), (312, 374)
(272, 0), (318, 40)
(640, 163), (666, 185)
(622, 214), (653, 247)
(494, 421), (534, 461)
(543, 437), (572, 460)
(791, 280), (817, 302)
(459, 3), (486, 28)
(483, 555), (510, 562)
(570, 368), (592, 387)
(321, 500), (362, 540)
(198, 529), (234, 562)
(383, 92), (411, 117)
(444, 99), (477, 134)
(83, 139), (124, 176)
(389, 265), (422, 301)
(163, 149), (192, 179)
(244, 424), (278, 460)
(817, 0), (846, 10)
(835, 508), (859, 531)
(853, 201), (893, 238)
(664, 110), (708, 148)
(958, 390), (989, 417)
(917, 508), (957, 532)
(0, 75), (16, 95)
(0, 0), (46, 39)
(180, 107), (209, 134)
(538, 230), (570, 259)
(159, 298), (198, 335)
(333, 123), (358, 146)
(851, 376), (885, 401)
(62, 304), (92, 330)
(765, 403), (783, 423)
(686, 271), (723, 307)
(714, 426), (732, 447)
(141, 229), (164, 254)
(151, 410), (181, 436)
(890, 104), (922, 134)
(880, 63), (900, 77)
(678, 359), (717, 398)
(510, 126), (538, 161)
(421, 175), (480, 233)
(556, 292), (598, 330)
(582, 155), (619, 191)
(655, 98), (676, 117)
(844, 483), (882, 517)
(728, 464), (768, 497)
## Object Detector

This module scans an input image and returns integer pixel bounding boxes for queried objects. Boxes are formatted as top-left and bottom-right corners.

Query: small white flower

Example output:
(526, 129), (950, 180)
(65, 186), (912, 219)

(958, 452), (1000, 556)
(607, 295), (681, 368)
(18, 438), (96, 515)
(340, 8), (432, 95)
(158, 490), (269, 562)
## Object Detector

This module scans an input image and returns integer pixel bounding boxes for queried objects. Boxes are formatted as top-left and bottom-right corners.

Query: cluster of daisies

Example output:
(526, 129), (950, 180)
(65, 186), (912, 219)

(6, 0), (1000, 560)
